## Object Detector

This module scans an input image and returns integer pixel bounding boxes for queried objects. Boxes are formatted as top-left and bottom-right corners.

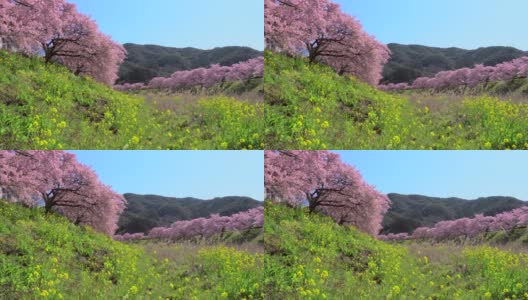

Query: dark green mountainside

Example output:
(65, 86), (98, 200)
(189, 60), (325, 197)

(382, 193), (527, 234)
(118, 44), (264, 84)
(117, 193), (262, 234)
(382, 43), (528, 84)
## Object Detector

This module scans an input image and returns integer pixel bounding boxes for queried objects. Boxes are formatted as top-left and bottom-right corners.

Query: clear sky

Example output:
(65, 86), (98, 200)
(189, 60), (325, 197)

(335, 151), (528, 200)
(68, 151), (264, 201)
(335, 0), (528, 50)
(68, 0), (264, 50)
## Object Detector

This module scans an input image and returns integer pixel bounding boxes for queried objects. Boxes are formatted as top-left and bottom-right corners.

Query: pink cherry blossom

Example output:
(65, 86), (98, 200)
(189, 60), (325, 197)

(0, 0), (126, 85)
(265, 150), (390, 236)
(0, 150), (125, 235)
(265, 0), (390, 85)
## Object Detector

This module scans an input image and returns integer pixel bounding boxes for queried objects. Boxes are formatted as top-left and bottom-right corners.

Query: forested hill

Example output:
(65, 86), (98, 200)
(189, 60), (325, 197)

(117, 193), (262, 234)
(382, 43), (528, 84)
(117, 44), (264, 84)
(382, 193), (527, 234)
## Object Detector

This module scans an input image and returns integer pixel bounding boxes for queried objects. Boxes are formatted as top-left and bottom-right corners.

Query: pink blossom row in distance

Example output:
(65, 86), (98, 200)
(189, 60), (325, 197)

(379, 56), (528, 91)
(113, 206), (264, 241)
(379, 206), (528, 241)
(114, 56), (263, 92)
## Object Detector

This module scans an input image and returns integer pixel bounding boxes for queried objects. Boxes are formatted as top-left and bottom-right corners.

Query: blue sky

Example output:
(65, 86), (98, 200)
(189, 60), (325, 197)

(69, 0), (264, 50)
(69, 151), (263, 201)
(335, 0), (528, 50)
(335, 151), (528, 200)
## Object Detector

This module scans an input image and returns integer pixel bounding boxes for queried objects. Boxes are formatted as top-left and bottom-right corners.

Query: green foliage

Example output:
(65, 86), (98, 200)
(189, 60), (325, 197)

(118, 44), (263, 84)
(265, 202), (528, 299)
(118, 194), (262, 234)
(0, 51), (264, 149)
(383, 194), (527, 234)
(0, 201), (263, 299)
(265, 51), (528, 150)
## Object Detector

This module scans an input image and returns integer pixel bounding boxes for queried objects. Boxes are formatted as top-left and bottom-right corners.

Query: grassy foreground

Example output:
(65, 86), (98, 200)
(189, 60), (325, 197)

(265, 51), (528, 150)
(264, 202), (528, 299)
(0, 201), (263, 299)
(0, 51), (263, 150)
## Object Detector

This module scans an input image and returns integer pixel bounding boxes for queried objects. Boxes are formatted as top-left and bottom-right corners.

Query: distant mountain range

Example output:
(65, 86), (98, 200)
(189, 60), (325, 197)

(117, 44), (263, 84)
(381, 193), (527, 234)
(382, 44), (528, 84)
(117, 193), (262, 234)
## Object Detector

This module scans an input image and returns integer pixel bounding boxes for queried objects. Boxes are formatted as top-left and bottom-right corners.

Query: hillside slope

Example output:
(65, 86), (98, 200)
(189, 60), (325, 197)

(0, 50), (264, 150)
(0, 201), (263, 299)
(265, 51), (528, 150)
(0, 50), (164, 149)
(264, 202), (528, 299)
(382, 194), (527, 234)
(383, 44), (528, 84)
(118, 193), (262, 234)
(118, 44), (263, 84)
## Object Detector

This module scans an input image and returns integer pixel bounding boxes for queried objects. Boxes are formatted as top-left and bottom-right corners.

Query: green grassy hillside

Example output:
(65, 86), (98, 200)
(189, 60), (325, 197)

(0, 50), (264, 150)
(265, 202), (528, 299)
(383, 194), (527, 234)
(0, 201), (263, 299)
(118, 193), (262, 234)
(265, 51), (528, 150)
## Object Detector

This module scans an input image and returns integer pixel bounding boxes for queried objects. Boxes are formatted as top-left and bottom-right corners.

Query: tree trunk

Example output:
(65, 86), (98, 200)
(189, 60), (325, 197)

(307, 192), (318, 213)
(42, 193), (54, 213)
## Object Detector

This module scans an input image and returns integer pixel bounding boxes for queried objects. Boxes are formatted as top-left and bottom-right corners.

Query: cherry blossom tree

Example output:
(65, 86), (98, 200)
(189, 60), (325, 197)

(0, 0), (126, 85)
(265, 150), (390, 235)
(0, 150), (125, 235)
(265, 0), (390, 85)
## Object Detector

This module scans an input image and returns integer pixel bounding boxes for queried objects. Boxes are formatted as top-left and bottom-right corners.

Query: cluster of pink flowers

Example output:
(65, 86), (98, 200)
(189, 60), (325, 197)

(114, 207), (263, 242)
(378, 232), (410, 241)
(113, 82), (145, 92)
(114, 56), (263, 92)
(378, 82), (410, 91)
(379, 206), (528, 241)
(113, 232), (145, 241)
(379, 56), (528, 91)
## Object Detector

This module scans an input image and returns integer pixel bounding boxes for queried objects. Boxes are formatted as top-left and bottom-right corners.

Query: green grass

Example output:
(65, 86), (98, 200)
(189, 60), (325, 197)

(264, 51), (528, 150)
(265, 202), (528, 299)
(0, 201), (263, 299)
(0, 50), (264, 149)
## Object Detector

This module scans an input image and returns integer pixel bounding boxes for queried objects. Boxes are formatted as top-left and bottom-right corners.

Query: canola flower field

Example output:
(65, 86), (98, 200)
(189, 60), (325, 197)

(264, 202), (528, 300)
(0, 51), (264, 150)
(0, 202), (263, 299)
(264, 52), (528, 150)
